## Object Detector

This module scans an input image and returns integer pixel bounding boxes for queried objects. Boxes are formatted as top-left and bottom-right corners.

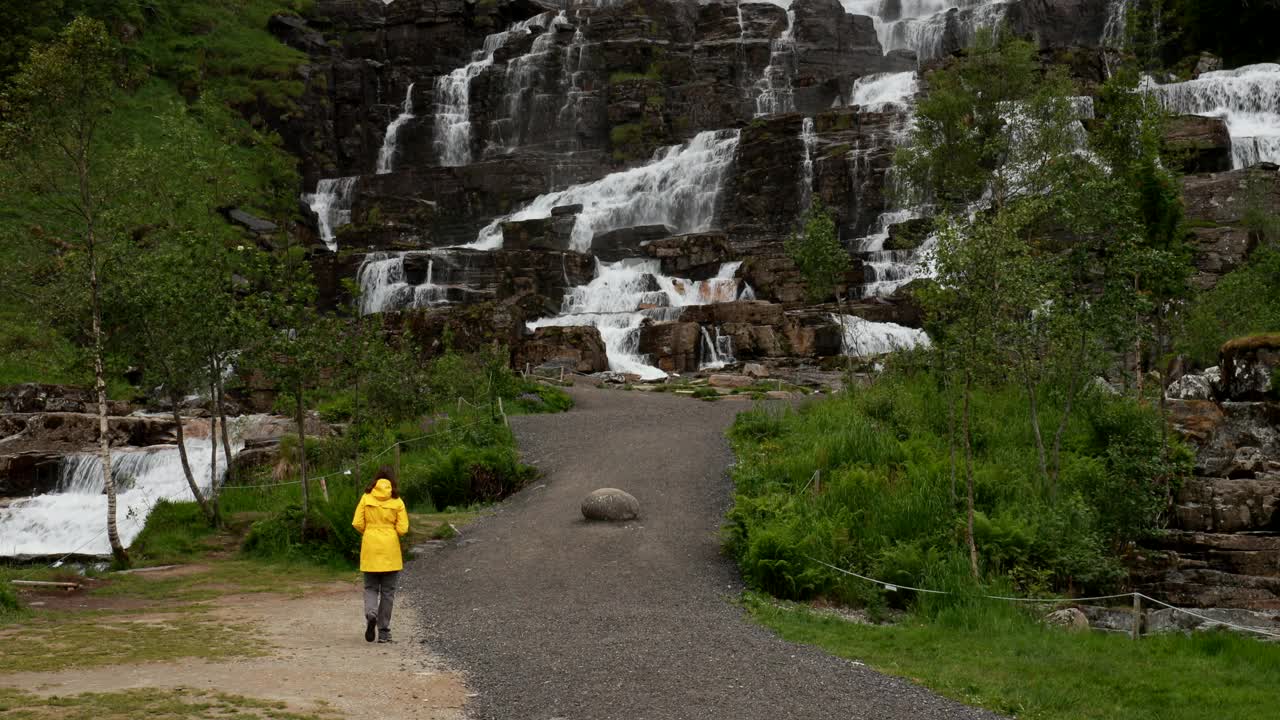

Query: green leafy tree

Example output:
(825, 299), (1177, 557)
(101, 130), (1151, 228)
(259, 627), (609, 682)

(786, 199), (849, 304)
(0, 17), (132, 565)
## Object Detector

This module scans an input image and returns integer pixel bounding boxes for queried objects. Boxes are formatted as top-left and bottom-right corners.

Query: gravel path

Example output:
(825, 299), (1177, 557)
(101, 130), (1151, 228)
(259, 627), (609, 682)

(407, 385), (998, 720)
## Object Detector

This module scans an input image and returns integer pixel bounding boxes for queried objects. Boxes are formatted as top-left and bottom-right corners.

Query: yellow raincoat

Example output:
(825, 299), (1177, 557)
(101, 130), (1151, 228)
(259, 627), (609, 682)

(352, 478), (409, 572)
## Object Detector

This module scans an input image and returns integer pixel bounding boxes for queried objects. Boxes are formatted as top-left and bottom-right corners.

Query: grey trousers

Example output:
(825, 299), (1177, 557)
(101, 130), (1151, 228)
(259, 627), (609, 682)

(363, 571), (399, 631)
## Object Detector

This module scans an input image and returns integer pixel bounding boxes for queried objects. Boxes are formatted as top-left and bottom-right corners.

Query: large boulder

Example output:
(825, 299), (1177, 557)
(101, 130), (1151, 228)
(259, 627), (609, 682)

(591, 224), (673, 261)
(1180, 166), (1280, 290)
(502, 215), (578, 252)
(643, 233), (733, 279)
(514, 326), (609, 374)
(1220, 335), (1280, 402)
(1163, 115), (1232, 174)
(637, 321), (702, 373)
(581, 488), (640, 521)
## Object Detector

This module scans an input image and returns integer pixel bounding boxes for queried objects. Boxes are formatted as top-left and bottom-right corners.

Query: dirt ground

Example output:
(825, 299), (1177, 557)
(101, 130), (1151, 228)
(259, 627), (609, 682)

(0, 573), (468, 719)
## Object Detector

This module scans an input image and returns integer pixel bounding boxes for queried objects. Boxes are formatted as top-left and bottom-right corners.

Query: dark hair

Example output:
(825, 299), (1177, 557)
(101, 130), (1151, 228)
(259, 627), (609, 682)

(365, 465), (399, 499)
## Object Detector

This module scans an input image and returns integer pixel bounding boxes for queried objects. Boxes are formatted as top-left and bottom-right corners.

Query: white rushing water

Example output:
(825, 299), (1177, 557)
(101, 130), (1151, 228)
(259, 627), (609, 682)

(529, 260), (746, 379)
(833, 314), (931, 357)
(376, 83), (416, 174)
(356, 252), (454, 315)
(851, 71), (919, 111)
(470, 130), (741, 251)
(487, 12), (573, 156)
(799, 117), (817, 209)
(0, 440), (232, 556)
(304, 177), (359, 252)
(754, 9), (797, 116)
(840, 0), (1012, 62)
(1148, 64), (1280, 169)
(698, 326), (736, 370)
(433, 12), (560, 166)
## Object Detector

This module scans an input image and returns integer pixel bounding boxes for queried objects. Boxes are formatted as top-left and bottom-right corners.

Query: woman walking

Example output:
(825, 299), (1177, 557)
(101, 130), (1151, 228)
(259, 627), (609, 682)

(352, 465), (409, 643)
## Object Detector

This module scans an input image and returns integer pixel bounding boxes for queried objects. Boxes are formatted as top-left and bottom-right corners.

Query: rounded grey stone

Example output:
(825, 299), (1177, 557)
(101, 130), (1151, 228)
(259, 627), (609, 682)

(581, 488), (640, 522)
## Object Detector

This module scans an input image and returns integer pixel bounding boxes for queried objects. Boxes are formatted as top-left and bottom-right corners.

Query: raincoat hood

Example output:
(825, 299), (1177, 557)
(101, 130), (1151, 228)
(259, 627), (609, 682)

(371, 478), (394, 501)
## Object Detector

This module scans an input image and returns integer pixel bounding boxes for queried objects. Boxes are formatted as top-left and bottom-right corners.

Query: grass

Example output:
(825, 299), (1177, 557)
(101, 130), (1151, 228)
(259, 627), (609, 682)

(0, 606), (263, 672)
(750, 596), (1280, 720)
(0, 687), (338, 720)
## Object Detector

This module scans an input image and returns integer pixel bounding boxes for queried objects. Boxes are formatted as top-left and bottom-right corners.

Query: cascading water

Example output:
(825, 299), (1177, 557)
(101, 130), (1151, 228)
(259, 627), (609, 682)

(832, 313), (931, 357)
(433, 13), (559, 166)
(799, 117), (817, 210)
(487, 13), (573, 156)
(0, 440), (233, 556)
(356, 252), (454, 315)
(754, 9), (797, 117)
(698, 326), (736, 370)
(471, 130), (741, 251)
(1148, 64), (1280, 169)
(304, 177), (359, 252)
(841, 0), (1012, 62)
(528, 259), (745, 380)
(376, 83), (416, 174)
(850, 71), (919, 112)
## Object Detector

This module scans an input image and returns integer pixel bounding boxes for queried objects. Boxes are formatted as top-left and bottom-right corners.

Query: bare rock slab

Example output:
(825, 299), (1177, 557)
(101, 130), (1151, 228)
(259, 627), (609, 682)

(581, 488), (640, 522)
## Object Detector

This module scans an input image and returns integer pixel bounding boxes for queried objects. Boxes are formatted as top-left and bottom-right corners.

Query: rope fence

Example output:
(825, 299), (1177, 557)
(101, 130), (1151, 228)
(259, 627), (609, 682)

(805, 555), (1280, 641)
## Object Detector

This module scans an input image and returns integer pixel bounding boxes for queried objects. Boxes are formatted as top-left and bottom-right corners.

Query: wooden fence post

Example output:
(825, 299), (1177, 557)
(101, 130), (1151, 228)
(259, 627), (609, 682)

(1131, 593), (1141, 640)
(394, 443), (402, 483)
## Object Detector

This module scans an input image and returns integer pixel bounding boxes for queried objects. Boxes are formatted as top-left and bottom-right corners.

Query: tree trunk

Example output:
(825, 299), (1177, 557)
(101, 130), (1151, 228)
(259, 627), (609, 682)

(946, 372), (958, 506)
(295, 382), (309, 536)
(963, 368), (979, 579)
(1049, 325), (1089, 491)
(208, 380), (218, 493)
(88, 231), (128, 567)
(1019, 351), (1050, 494)
(171, 399), (215, 524)
(214, 359), (234, 490)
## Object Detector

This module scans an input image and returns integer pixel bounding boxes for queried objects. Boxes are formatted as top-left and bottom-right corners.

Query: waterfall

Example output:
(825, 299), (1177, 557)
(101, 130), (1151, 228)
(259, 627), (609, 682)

(470, 130), (741, 251)
(799, 117), (817, 210)
(754, 10), (797, 117)
(376, 83), (416, 174)
(487, 12), (570, 156)
(1102, 0), (1131, 48)
(555, 19), (592, 152)
(433, 13), (559, 167)
(1148, 64), (1280, 169)
(698, 326), (736, 370)
(839, 0), (1012, 62)
(832, 314), (931, 357)
(528, 259), (745, 379)
(304, 177), (359, 251)
(357, 251), (452, 315)
(851, 71), (919, 112)
(0, 440), (234, 556)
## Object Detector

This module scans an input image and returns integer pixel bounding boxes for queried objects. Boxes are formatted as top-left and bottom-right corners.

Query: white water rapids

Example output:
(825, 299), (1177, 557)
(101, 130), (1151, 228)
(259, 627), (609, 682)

(528, 260), (747, 380)
(0, 439), (233, 557)
(1148, 63), (1280, 169)
(470, 130), (741, 252)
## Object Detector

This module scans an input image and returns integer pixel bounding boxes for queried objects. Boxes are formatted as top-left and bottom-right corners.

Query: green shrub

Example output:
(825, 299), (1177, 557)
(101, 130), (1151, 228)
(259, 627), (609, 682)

(0, 581), (23, 620)
(241, 500), (362, 569)
(726, 371), (1189, 607)
(131, 500), (217, 564)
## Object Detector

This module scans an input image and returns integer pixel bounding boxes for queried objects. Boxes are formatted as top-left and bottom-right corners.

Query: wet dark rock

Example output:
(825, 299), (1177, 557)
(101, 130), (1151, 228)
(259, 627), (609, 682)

(1180, 166), (1280, 290)
(514, 326), (609, 374)
(1220, 335), (1280, 402)
(592, 225), (673, 261)
(643, 233), (733, 280)
(224, 208), (280, 235)
(884, 218), (934, 251)
(637, 321), (702, 374)
(1163, 115), (1232, 174)
(0, 451), (65, 498)
(503, 216), (578, 252)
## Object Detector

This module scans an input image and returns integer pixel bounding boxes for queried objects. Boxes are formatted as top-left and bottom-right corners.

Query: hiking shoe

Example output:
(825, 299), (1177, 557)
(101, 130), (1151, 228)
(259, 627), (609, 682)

(377, 630), (392, 644)
(365, 615), (377, 643)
